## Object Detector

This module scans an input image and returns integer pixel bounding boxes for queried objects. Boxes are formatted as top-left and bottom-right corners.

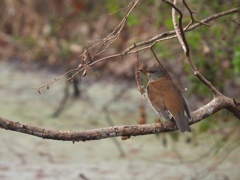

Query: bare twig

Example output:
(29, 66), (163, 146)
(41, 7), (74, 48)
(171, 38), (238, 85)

(228, 17), (240, 26)
(138, 104), (147, 124)
(171, 0), (186, 52)
(88, 7), (240, 68)
(34, 68), (79, 93)
(150, 46), (161, 66)
(35, 7), (240, 92)
(122, 7), (240, 55)
(163, 0), (222, 96)
(183, 0), (209, 29)
(135, 53), (145, 95)
(150, 46), (172, 80)
(91, 0), (140, 58)
(108, 1), (134, 15)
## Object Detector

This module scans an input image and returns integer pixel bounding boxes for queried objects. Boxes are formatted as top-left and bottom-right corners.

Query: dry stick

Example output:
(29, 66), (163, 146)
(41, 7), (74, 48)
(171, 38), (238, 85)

(150, 46), (172, 80)
(164, 0), (221, 96)
(135, 53), (145, 95)
(150, 46), (161, 66)
(182, 0), (209, 29)
(124, 6), (239, 54)
(228, 17), (240, 26)
(172, 0), (186, 52)
(36, 7), (240, 92)
(108, 1), (133, 15)
(86, 7), (240, 70)
(135, 53), (147, 125)
(42, 0), (139, 90)
(92, 0), (140, 58)
(122, 7), (240, 55)
(35, 68), (79, 93)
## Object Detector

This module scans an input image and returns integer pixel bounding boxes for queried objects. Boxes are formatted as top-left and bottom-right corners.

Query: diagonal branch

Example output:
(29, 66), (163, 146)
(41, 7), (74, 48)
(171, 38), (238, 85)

(163, 0), (222, 96)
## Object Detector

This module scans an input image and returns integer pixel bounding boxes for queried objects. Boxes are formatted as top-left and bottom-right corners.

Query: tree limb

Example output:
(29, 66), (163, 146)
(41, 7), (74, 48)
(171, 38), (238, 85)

(0, 95), (239, 142)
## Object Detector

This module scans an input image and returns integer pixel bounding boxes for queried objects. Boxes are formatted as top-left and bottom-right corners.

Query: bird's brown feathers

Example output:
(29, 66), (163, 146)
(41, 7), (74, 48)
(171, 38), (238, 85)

(147, 76), (191, 132)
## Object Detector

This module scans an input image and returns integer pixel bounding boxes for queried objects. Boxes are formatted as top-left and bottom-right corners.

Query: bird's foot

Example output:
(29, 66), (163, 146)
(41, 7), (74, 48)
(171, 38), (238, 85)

(157, 118), (164, 127)
(156, 118), (161, 123)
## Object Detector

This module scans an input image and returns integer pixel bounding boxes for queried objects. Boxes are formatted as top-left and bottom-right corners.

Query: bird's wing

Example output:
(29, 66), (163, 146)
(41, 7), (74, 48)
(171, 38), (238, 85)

(183, 98), (191, 119)
(163, 82), (191, 120)
(163, 82), (191, 132)
(163, 83), (185, 117)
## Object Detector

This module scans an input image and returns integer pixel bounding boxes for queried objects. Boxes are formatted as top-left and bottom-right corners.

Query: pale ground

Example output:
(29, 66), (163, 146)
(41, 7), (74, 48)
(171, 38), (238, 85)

(0, 61), (239, 180)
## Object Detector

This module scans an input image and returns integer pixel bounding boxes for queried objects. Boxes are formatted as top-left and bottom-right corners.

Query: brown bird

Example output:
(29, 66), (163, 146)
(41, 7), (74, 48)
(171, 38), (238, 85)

(139, 66), (191, 133)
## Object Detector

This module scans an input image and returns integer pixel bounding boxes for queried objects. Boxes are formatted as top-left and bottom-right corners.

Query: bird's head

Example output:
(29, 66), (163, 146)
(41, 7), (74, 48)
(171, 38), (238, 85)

(139, 67), (167, 82)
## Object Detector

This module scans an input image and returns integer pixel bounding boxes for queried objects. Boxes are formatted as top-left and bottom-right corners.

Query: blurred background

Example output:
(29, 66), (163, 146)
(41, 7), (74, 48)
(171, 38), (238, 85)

(0, 0), (239, 179)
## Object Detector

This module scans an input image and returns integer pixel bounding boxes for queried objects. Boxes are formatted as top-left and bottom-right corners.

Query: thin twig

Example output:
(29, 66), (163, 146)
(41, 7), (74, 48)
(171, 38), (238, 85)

(171, 0), (186, 52)
(122, 7), (240, 55)
(183, 0), (209, 29)
(108, 1), (134, 15)
(34, 68), (79, 93)
(228, 17), (240, 26)
(36, 7), (240, 92)
(91, 0), (140, 59)
(150, 46), (172, 80)
(150, 46), (161, 65)
(135, 53), (145, 95)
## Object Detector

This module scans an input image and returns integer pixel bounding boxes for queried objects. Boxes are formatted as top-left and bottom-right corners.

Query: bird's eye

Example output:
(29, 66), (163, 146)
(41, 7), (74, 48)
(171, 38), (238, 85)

(150, 70), (155, 73)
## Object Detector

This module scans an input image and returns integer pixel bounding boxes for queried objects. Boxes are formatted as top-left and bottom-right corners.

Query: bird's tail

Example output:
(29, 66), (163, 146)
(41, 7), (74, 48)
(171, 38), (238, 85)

(175, 114), (191, 133)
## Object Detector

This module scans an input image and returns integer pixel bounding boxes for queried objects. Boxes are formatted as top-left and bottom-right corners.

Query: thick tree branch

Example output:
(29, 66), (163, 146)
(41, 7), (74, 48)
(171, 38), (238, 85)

(0, 95), (239, 141)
